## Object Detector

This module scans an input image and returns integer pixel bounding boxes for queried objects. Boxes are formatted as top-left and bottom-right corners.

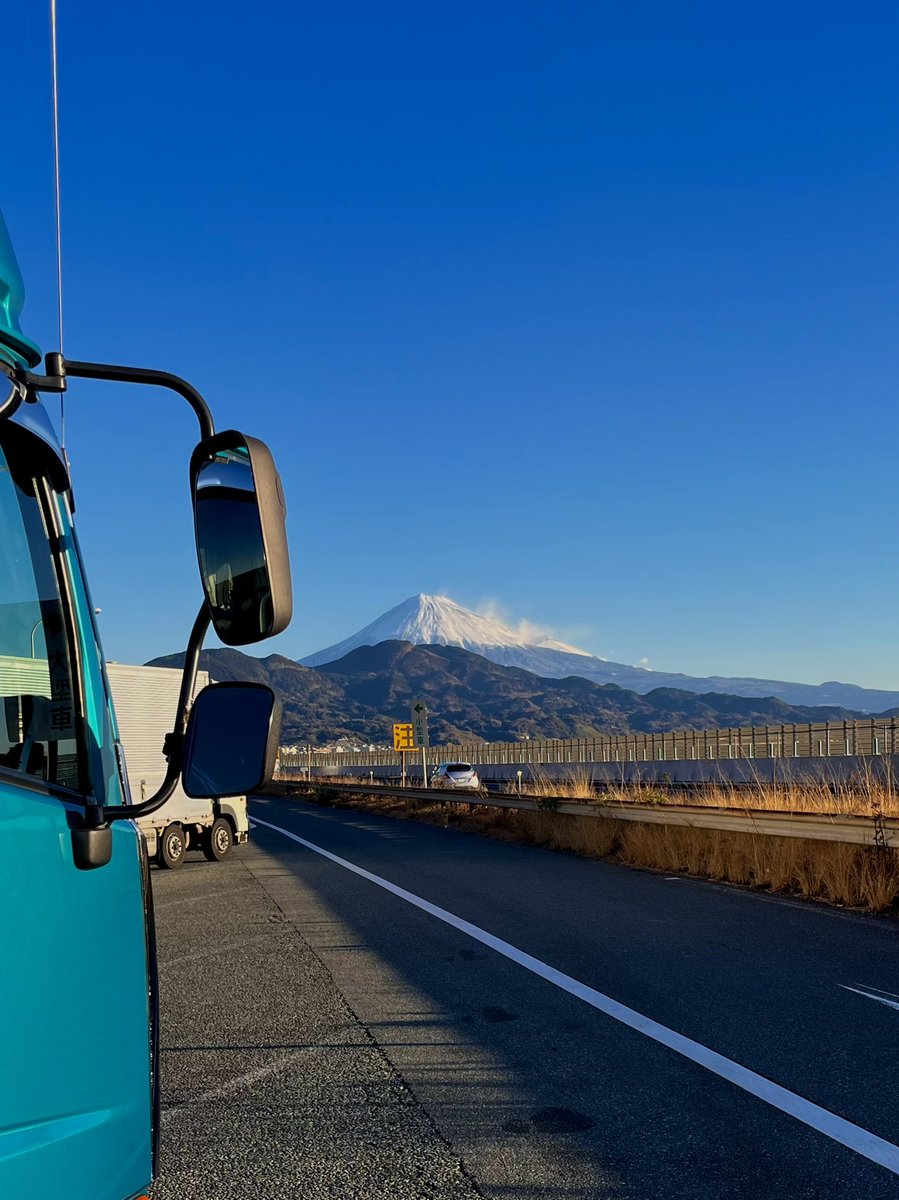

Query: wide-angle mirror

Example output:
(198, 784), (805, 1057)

(181, 682), (281, 798)
(190, 431), (293, 645)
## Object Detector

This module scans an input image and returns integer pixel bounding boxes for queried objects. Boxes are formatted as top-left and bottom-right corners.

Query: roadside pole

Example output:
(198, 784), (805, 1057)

(412, 700), (430, 788)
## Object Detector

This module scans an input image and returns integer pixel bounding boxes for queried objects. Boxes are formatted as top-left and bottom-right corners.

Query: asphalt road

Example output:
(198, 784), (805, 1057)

(151, 794), (899, 1199)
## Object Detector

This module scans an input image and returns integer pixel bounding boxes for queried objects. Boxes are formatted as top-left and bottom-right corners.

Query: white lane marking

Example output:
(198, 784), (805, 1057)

(161, 1052), (306, 1124)
(841, 984), (899, 1013)
(252, 813), (899, 1175)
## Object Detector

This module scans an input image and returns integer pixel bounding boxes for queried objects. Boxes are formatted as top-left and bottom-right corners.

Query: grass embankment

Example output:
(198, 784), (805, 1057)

(302, 772), (899, 913)
(521, 765), (899, 817)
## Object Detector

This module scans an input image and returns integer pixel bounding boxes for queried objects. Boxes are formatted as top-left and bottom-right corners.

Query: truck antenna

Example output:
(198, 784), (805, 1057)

(49, 0), (67, 454)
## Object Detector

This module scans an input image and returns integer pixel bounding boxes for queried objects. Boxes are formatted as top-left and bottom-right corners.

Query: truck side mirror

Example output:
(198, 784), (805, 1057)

(181, 682), (281, 798)
(190, 431), (293, 646)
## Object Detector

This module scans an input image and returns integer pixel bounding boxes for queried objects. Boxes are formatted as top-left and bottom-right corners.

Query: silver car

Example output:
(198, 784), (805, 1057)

(430, 762), (481, 791)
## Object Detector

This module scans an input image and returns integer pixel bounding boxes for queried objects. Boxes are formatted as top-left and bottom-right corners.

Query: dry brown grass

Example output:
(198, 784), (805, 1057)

(519, 767), (597, 801)
(501, 763), (899, 818)
(503, 810), (899, 911)
(601, 772), (899, 818)
(299, 782), (899, 913)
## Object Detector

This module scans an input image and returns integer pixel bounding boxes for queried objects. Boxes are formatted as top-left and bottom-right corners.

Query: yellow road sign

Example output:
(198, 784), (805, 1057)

(393, 722), (415, 750)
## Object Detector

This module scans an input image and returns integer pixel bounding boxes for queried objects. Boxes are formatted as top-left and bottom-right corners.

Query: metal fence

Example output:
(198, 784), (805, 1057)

(280, 717), (899, 772)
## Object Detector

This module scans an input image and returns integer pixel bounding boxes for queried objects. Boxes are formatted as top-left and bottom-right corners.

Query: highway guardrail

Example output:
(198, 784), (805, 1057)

(270, 781), (899, 849)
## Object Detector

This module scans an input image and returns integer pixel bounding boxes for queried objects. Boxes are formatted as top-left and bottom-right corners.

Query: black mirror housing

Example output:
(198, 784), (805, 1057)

(190, 431), (293, 646)
(182, 682), (281, 798)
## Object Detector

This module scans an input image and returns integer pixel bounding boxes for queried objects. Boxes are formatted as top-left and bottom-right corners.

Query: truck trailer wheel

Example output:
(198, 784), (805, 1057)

(158, 823), (186, 869)
(202, 818), (233, 862)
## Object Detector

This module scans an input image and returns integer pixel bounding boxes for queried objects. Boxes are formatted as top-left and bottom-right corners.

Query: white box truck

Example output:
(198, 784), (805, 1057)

(106, 662), (249, 868)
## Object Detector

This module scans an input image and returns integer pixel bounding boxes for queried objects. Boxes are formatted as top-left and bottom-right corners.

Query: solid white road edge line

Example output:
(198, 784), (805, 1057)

(251, 814), (899, 1175)
(840, 984), (899, 1013)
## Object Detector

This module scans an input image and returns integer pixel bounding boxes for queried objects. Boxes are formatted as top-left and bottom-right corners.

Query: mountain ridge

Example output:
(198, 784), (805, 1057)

(149, 639), (872, 746)
(300, 594), (899, 712)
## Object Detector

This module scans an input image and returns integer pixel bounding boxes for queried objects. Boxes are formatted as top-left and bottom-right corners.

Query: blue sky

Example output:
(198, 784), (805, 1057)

(6, 1), (899, 687)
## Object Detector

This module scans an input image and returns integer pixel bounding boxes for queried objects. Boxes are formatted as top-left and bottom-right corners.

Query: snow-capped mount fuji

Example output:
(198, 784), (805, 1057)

(301, 594), (590, 665)
(316, 594), (588, 662)
(300, 594), (899, 713)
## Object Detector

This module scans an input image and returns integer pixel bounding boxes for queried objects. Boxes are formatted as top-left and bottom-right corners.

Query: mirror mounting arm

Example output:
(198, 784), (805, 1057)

(103, 603), (212, 824)
(21, 353), (215, 440)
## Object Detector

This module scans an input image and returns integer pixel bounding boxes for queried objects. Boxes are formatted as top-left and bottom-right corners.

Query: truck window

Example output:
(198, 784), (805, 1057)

(0, 440), (81, 790)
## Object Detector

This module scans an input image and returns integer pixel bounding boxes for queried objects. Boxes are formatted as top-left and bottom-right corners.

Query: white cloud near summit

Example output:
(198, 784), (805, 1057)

(475, 598), (558, 648)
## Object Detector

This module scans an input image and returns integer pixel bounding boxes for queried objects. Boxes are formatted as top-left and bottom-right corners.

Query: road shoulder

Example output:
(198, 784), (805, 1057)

(150, 848), (483, 1200)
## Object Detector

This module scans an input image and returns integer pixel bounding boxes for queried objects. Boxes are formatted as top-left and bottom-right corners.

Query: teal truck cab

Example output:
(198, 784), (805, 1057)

(0, 208), (292, 1199)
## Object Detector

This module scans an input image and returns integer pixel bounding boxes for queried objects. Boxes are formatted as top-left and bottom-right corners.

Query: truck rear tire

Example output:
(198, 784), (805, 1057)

(202, 817), (233, 862)
(158, 823), (186, 869)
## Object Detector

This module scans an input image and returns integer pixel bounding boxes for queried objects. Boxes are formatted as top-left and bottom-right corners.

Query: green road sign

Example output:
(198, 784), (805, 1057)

(411, 700), (429, 749)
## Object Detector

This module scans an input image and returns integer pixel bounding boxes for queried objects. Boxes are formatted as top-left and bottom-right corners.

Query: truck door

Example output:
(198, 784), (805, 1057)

(0, 423), (154, 1200)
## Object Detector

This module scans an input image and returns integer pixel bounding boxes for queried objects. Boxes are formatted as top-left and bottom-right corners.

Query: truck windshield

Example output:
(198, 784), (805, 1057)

(0, 438), (81, 789)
